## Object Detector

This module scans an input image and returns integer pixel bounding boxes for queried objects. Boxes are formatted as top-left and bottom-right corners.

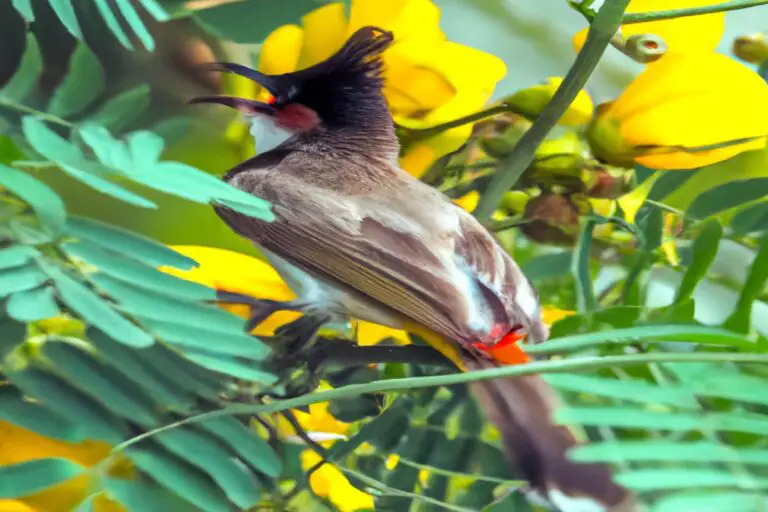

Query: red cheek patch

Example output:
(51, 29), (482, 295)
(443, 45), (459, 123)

(276, 104), (320, 131)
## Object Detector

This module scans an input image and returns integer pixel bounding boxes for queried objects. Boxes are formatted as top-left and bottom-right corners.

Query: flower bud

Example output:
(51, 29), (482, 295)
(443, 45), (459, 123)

(532, 130), (584, 177)
(733, 33), (768, 64)
(585, 109), (637, 169)
(623, 34), (667, 64)
(521, 193), (580, 246)
(586, 168), (632, 199)
(478, 119), (531, 159)
(503, 78), (593, 127)
(500, 190), (530, 214)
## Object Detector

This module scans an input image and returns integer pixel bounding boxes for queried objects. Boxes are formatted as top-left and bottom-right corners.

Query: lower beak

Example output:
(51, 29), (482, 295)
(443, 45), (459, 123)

(189, 95), (276, 116)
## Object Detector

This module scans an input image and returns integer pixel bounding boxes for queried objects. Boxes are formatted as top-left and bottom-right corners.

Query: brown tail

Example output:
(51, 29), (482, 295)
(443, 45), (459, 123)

(463, 353), (639, 512)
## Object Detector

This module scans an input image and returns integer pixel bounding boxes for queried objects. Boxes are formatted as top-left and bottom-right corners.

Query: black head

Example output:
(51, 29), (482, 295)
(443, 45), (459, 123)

(191, 26), (394, 131)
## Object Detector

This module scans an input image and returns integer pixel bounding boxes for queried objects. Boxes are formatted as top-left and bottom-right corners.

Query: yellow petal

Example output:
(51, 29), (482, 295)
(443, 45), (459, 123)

(540, 307), (575, 325)
(259, 24), (304, 75)
(348, 0), (409, 32)
(354, 321), (411, 346)
(0, 501), (35, 512)
(617, 172), (661, 224)
(573, 0), (725, 54)
(162, 246), (300, 336)
(301, 450), (374, 512)
(622, 0), (725, 54)
(349, 0), (443, 45)
(298, 3), (348, 69)
(453, 191), (480, 213)
(607, 53), (768, 169)
(400, 143), (438, 177)
(384, 66), (456, 116)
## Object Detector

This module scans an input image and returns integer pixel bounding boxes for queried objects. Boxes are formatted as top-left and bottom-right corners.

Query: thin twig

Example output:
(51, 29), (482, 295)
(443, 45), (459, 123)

(110, 351), (768, 453)
(622, 0), (768, 24)
(404, 104), (527, 142)
(0, 99), (73, 128)
(474, 0), (631, 220)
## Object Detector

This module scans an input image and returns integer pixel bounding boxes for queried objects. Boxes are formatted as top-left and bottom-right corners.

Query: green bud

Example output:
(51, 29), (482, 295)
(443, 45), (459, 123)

(586, 109), (637, 169)
(500, 190), (530, 214)
(533, 131), (584, 176)
(733, 33), (768, 64)
(478, 119), (531, 159)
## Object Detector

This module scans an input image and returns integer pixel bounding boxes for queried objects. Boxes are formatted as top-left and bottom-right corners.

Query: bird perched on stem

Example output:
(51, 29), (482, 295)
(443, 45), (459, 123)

(192, 27), (636, 512)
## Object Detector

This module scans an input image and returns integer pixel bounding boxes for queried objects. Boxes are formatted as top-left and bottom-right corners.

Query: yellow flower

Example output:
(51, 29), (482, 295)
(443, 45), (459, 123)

(0, 420), (127, 512)
(505, 77), (594, 127)
(300, 450), (374, 512)
(226, 0), (506, 178)
(588, 52), (768, 170)
(573, 0), (725, 54)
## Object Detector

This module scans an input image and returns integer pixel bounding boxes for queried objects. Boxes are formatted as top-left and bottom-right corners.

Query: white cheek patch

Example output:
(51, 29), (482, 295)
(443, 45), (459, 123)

(515, 277), (540, 319)
(247, 115), (294, 154)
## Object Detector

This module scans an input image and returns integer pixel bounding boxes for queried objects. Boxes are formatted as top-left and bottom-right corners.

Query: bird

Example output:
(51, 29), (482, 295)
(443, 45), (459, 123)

(192, 26), (637, 512)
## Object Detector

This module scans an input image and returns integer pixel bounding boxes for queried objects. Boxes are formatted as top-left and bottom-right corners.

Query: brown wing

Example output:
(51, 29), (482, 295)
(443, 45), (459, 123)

(217, 165), (543, 346)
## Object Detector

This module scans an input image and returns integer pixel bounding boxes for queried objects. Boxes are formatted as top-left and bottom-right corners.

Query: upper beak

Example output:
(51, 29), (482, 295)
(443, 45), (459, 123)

(189, 95), (276, 116)
(200, 62), (284, 96)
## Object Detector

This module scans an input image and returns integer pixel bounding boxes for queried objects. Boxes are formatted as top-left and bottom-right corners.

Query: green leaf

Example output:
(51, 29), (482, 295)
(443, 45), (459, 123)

(570, 441), (768, 465)
(114, 0), (155, 50)
(22, 116), (84, 165)
(732, 202), (768, 235)
(0, 316), (26, 359)
(0, 245), (38, 270)
(42, 263), (154, 348)
(0, 263), (47, 298)
(0, 386), (81, 441)
(65, 216), (197, 270)
(330, 397), (414, 460)
(0, 458), (84, 498)
(42, 341), (162, 427)
(675, 219), (722, 303)
(556, 407), (768, 436)
(637, 205), (663, 251)
(181, 349), (277, 382)
(572, 218), (596, 313)
(63, 240), (215, 301)
(137, 0), (170, 21)
(155, 428), (262, 509)
(0, 33), (42, 102)
(688, 178), (768, 219)
(48, 0), (82, 39)
(617, 469), (768, 492)
(86, 85), (151, 132)
(0, 164), (66, 234)
(199, 417), (283, 478)
(11, 0), (35, 21)
(724, 235), (768, 332)
(544, 374), (699, 408)
(522, 251), (572, 281)
(73, 494), (98, 512)
(521, 325), (757, 354)
(192, 0), (319, 43)
(8, 285), (60, 321)
(6, 366), (130, 442)
(89, 273), (244, 332)
(86, 328), (195, 411)
(652, 491), (764, 512)
(138, 317), (269, 359)
(127, 446), (232, 512)
(380, 426), (435, 507)
(63, 165), (157, 207)
(47, 43), (105, 118)
(131, 344), (224, 400)
(105, 478), (193, 512)
(92, 0), (133, 50)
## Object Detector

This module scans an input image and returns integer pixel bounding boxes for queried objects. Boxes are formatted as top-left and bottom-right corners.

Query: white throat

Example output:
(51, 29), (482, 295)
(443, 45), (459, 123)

(247, 115), (294, 154)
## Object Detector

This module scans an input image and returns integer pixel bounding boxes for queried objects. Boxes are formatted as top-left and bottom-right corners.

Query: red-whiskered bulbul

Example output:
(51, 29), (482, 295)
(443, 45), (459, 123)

(192, 27), (637, 512)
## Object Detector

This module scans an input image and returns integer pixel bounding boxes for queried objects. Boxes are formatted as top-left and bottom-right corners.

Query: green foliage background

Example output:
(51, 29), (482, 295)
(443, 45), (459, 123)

(1, 1), (768, 512)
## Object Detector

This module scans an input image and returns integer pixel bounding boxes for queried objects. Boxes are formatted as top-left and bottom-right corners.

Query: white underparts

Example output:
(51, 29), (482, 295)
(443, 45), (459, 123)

(247, 114), (293, 154)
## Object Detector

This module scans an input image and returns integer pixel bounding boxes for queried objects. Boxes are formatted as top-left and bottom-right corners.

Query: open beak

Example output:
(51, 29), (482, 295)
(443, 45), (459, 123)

(189, 95), (276, 116)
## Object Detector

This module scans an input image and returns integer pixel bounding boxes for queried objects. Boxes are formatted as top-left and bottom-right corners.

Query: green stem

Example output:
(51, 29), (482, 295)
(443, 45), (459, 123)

(111, 350), (768, 453)
(474, 0), (631, 220)
(623, 0), (768, 23)
(404, 104), (526, 142)
(0, 99), (72, 128)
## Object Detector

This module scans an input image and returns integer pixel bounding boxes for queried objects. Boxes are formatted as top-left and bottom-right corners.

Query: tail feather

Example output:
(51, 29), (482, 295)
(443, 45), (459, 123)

(463, 353), (639, 512)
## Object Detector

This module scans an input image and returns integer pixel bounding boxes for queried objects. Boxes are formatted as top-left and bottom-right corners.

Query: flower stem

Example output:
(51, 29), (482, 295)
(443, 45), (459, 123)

(622, 0), (768, 24)
(0, 98), (72, 128)
(474, 0), (631, 221)
(111, 350), (768, 452)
